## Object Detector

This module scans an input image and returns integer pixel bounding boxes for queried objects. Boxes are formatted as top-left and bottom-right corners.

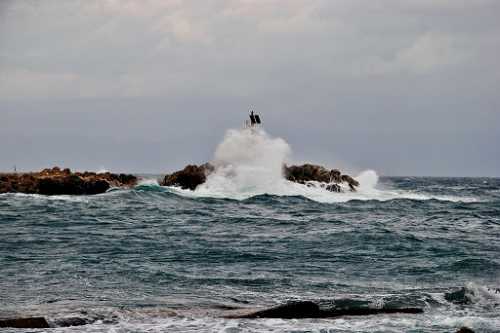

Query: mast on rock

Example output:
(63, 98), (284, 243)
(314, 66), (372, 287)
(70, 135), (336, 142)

(244, 110), (262, 129)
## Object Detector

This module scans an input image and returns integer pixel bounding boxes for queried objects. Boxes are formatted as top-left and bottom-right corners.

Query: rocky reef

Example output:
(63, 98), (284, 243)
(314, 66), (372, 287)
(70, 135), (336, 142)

(226, 300), (423, 319)
(160, 163), (214, 190)
(0, 167), (137, 195)
(160, 163), (359, 192)
(283, 164), (359, 192)
(0, 317), (50, 329)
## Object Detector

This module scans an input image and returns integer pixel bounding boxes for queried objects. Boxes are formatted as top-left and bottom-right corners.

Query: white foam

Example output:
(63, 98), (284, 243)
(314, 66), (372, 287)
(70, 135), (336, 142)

(50, 313), (500, 333)
(464, 281), (500, 306)
(97, 167), (109, 174)
(138, 178), (159, 186)
(0, 192), (90, 203)
(166, 128), (480, 203)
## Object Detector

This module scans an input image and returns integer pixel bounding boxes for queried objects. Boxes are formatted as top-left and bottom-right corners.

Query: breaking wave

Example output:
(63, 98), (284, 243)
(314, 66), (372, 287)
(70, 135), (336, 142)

(164, 128), (480, 203)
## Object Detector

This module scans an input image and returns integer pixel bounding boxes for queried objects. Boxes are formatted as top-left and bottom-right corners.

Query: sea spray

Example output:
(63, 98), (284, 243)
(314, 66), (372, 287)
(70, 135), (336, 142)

(193, 128), (379, 201)
(171, 128), (479, 203)
(195, 128), (291, 198)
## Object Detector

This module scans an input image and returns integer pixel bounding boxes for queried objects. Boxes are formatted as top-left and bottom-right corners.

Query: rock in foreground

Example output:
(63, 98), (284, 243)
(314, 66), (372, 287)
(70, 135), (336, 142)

(227, 301), (423, 319)
(160, 163), (359, 192)
(0, 317), (50, 328)
(0, 167), (137, 195)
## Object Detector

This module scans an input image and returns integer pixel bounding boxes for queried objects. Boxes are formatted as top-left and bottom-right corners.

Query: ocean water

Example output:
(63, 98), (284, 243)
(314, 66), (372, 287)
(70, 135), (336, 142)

(1, 129), (500, 332)
(1, 176), (500, 332)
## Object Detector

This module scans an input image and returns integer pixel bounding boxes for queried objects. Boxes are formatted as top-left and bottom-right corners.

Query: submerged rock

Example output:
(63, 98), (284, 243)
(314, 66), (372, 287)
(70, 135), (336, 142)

(0, 317), (50, 328)
(227, 300), (423, 319)
(456, 327), (475, 333)
(53, 317), (90, 327)
(0, 167), (137, 195)
(160, 163), (359, 192)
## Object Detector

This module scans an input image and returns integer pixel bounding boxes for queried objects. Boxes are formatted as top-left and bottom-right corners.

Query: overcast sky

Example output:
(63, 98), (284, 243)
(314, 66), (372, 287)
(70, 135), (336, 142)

(1, 0), (499, 176)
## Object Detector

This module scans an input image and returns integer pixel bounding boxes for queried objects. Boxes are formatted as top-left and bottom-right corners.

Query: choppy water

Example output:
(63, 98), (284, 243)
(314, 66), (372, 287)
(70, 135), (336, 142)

(1, 177), (500, 332)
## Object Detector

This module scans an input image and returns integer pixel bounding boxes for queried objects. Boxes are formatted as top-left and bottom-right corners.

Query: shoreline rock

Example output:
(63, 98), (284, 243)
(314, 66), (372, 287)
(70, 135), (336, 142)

(0, 167), (137, 195)
(226, 301), (423, 319)
(160, 163), (359, 192)
(0, 317), (50, 328)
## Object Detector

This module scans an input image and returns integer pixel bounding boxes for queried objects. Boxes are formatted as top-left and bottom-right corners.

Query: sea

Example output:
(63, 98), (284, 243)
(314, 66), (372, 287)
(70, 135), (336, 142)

(1, 129), (499, 333)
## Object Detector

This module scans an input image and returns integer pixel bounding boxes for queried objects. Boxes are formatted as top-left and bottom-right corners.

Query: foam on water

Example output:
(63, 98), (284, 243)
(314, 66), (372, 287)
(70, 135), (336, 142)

(167, 128), (479, 203)
(0, 192), (91, 203)
(34, 310), (500, 333)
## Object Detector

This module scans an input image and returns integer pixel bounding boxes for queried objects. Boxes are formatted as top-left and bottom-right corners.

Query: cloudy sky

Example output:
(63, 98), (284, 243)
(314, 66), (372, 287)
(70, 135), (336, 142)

(1, 0), (499, 176)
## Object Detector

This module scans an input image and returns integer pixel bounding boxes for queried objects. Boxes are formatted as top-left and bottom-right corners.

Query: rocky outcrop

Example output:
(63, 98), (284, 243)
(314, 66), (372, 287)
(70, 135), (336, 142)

(0, 317), (50, 328)
(0, 167), (137, 195)
(0, 316), (97, 328)
(159, 163), (214, 190)
(160, 162), (359, 192)
(226, 300), (423, 319)
(283, 164), (359, 192)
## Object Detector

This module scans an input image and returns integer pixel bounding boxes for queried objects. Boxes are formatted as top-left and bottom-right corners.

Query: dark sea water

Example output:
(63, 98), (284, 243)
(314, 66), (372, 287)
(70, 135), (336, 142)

(1, 177), (499, 332)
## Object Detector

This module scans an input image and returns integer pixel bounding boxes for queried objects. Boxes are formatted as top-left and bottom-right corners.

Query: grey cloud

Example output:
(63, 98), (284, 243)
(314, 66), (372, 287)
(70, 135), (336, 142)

(0, 0), (499, 176)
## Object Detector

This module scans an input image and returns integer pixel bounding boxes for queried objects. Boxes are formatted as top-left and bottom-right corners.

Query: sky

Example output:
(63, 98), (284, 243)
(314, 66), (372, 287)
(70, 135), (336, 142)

(0, 0), (499, 176)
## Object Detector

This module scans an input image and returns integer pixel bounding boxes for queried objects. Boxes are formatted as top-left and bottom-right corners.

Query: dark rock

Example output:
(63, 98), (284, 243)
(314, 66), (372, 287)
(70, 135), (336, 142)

(0, 167), (137, 195)
(160, 163), (214, 190)
(341, 174), (360, 191)
(235, 301), (321, 319)
(0, 317), (50, 328)
(227, 301), (423, 319)
(283, 164), (360, 192)
(53, 317), (89, 327)
(456, 327), (475, 333)
(284, 164), (332, 183)
(326, 184), (342, 192)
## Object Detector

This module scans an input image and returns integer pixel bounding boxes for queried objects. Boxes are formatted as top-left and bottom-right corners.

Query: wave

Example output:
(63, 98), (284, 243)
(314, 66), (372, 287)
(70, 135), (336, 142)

(158, 175), (481, 204)
(31, 283), (500, 332)
(150, 128), (482, 203)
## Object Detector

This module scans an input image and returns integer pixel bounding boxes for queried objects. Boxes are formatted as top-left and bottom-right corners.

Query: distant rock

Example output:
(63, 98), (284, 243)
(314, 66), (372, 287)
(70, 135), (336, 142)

(159, 163), (214, 190)
(0, 167), (137, 195)
(0, 317), (50, 328)
(226, 300), (423, 319)
(160, 163), (359, 192)
(283, 164), (359, 191)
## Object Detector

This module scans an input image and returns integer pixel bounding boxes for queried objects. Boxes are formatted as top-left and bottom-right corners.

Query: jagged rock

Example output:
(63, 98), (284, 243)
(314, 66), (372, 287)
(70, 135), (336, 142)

(160, 163), (214, 190)
(0, 317), (50, 328)
(283, 164), (359, 192)
(326, 184), (342, 192)
(284, 164), (332, 183)
(0, 167), (137, 195)
(227, 301), (423, 319)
